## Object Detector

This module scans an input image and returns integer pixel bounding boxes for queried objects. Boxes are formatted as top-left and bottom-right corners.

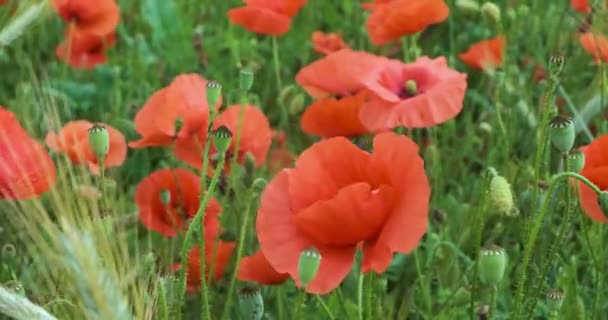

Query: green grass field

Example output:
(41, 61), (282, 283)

(1, 0), (607, 319)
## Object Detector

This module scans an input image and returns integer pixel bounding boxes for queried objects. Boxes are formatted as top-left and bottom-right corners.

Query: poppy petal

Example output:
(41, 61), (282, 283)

(237, 250), (290, 285)
(300, 93), (370, 138)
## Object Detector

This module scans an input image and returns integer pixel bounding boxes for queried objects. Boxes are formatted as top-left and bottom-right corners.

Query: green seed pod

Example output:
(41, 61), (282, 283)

(239, 70), (254, 92)
(212, 125), (233, 155)
(481, 2), (501, 24)
(159, 189), (171, 205)
(549, 115), (575, 154)
(87, 123), (110, 161)
(298, 247), (321, 288)
(546, 288), (565, 311)
(549, 55), (565, 78)
(489, 174), (514, 215)
(455, 0), (480, 16)
(597, 191), (608, 217)
(289, 93), (306, 115)
(478, 245), (507, 286)
(567, 150), (585, 173)
(206, 80), (222, 107)
(238, 286), (264, 320)
(405, 80), (417, 96)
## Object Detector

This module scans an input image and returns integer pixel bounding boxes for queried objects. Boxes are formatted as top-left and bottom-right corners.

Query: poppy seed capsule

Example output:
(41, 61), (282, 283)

(546, 288), (565, 311)
(478, 245), (507, 286)
(405, 79), (417, 96)
(206, 80), (222, 107)
(212, 125), (233, 155)
(567, 150), (585, 173)
(489, 174), (514, 215)
(549, 55), (565, 78)
(481, 2), (501, 24)
(455, 0), (480, 15)
(597, 191), (608, 217)
(238, 286), (264, 320)
(298, 247), (321, 288)
(87, 124), (110, 161)
(159, 189), (171, 206)
(239, 69), (254, 92)
(549, 115), (575, 154)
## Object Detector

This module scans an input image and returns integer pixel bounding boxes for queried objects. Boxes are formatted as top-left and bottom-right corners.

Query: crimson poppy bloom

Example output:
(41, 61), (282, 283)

(257, 132), (430, 294)
(227, 0), (308, 36)
(311, 31), (350, 55)
(173, 242), (236, 293)
(0, 106), (56, 199)
(237, 250), (290, 285)
(135, 168), (222, 238)
(129, 74), (222, 148)
(365, 0), (449, 46)
(578, 134), (608, 222)
(173, 105), (272, 172)
(579, 32), (608, 63)
(56, 30), (116, 69)
(296, 49), (389, 137)
(45, 120), (127, 174)
(360, 56), (467, 130)
(459, 36), (506, 71)
(51, 0), (120, 36)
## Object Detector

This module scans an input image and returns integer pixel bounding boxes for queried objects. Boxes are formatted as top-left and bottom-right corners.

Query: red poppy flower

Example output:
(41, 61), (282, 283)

(173, 241), (236, 293)
(365, 0), (449, 46)
(311, 31), (350, 55)
(237, 250), (290, 285)
(51, 0), (120, 36)
(227, 0), (308, 36)
(296, 49), (389, 137)
(579, 32), (608, 63)
(173, 105), (272, 172)
(129, 74), (222, 148)
(361, 0), (391, 12)
(459, 36), (506, 71)
(0, 106), (56, 199)
(359, 56), (467, 130)
(56, 30), (116, 69)
(45, 120), (127, 174)
(572, 0), (591, 12)
(578, 134), (608, 222)
(256, 132), (430, 294)
(135, 168), (222, 238)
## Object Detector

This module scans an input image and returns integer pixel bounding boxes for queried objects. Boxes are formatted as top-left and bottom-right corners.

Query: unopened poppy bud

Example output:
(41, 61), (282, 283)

(481, 2), (501, 24)
(88, 123), (110, 161)
(1, 243), (16, 259)
(549, 115), (575, 154)
(597, 191), (608, 217)
(546, 288), (565, 311)
(159, 189), (171, 205)
(298, 247), (321, 288)
(478, 244), (507, 286)
(489, 174), (514, 215)
(239, 69), (254, 92)
(251, 178), (267, 193)
(549, 55), (565, 78)
(567, 150), (585, 173)
(212, 125), (233, 155)
(206, 80), (222, 107)
(405, 80), (417, 96)
(456, 0), (480, 15)
(289, 93), (306, 115)
(238, 286), (264, 320)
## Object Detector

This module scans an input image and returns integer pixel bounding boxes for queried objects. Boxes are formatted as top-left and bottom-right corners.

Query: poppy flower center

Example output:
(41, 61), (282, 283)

(398, 80), (418, 99)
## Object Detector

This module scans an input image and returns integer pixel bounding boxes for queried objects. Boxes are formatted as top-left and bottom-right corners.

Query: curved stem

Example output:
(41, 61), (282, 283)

(357, 273), (364, 320)
(315, 295), (336, 320)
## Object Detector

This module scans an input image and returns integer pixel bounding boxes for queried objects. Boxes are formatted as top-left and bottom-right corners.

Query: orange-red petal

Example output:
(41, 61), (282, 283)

(459, 36), (506, 71)
(300, 92), (371, 138)
(237, 250), (290, 285)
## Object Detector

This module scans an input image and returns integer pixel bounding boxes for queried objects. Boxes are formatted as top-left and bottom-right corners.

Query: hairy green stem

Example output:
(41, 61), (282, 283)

(470, 171), (492, 319)
(293, 291), (306, 320)
(315, 295), (336, 320)
(365, 273), (374, 320)
(271, 36), (287, 129)
(357, 273), (364, 320)
(489, 285), (497, 319)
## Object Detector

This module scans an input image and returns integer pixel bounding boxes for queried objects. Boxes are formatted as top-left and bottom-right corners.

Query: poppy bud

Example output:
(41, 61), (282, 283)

(405, 80), (417, 96)
(298, 247), (321, 288)
(549, 55), (565, 78)
(212, 125), (233, 155)
(238, 286), (264, 320)
(481, 2), (501, 24)
(239, 69), (254, 92)
(289, 93), (306, 115)
(88, 123), (110, 161)
(251, 178), (267, 194)
(479, 122), (492, 134)
(157, 189), (171, 207)
(549, 115), (575, 154)
(546, 288), (565, 311)
(455, 0), (480, 15)
(478, 244), (507, 286)
(597, 191), (608, 217)
(206, 80), (222, 107)
(489, 173), (514, 215)
(567, 150), (585, 173)
(1, 243), (16, 259)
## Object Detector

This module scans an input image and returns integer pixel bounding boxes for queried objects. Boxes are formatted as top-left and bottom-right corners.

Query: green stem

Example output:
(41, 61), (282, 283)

(357, 273), (364, 320)
(315, 295), (336, 320)
(489, 285), (497, 320)
(277, 287), (285, 320)
(470, 171), (492, 319)
(413, 250), (431, 316)
(271, 36), (287, 129)
(365, 273), (374, 320)
(98, 159), (106, 215)
(230, 94), (248, 174)
(293, 291), (306, 320)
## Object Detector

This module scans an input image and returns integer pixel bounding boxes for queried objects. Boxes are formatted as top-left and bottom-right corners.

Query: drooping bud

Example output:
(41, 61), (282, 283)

(549, 55), (565, 78)
(455, 0), (480, 16)
(206, 80), (222, 107)
(212, 125), (233, 155)
(159, 189), (171, 206)
(481, 2), (501, 24)
(597, 191), (608, 217)
(298, 247), (321, 288)
(567, 150), (585, 173)
(238, 286), (264, 320)
(289, 93), (306, 115)
(478, 244), (507, 286)
(405, 80), (417, 96)
(239, 70), (254, 92)
(88, 123), (110, 161)
(549, 115), (575, 154)
(489, 173), (514, 215)
(546, 288), (565, 311)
